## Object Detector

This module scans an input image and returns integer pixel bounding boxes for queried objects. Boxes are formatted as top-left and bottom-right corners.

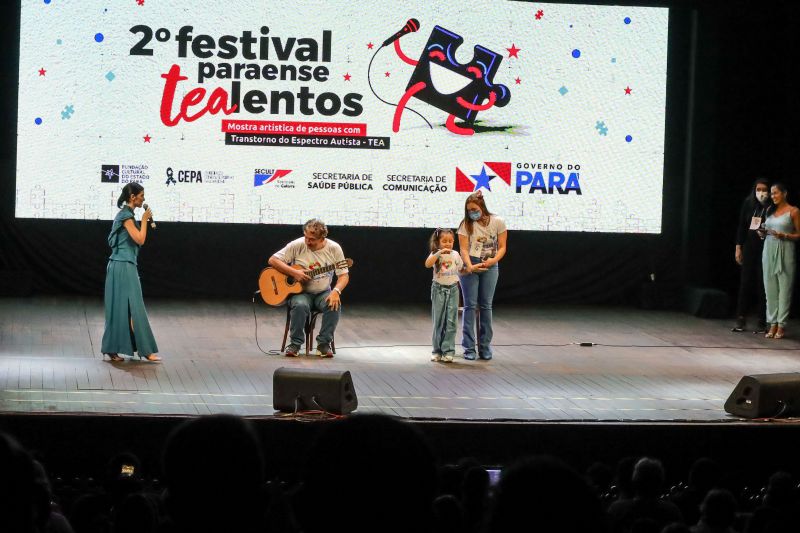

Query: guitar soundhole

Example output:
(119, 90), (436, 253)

(286, 277), (296, 287)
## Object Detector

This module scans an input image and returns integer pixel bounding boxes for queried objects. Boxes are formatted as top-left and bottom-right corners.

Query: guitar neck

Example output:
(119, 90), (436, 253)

(307, 263), (338, 277)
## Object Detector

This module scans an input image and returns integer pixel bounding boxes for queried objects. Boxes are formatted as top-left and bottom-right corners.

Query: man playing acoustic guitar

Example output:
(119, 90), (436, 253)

(268, 219), (349, 357)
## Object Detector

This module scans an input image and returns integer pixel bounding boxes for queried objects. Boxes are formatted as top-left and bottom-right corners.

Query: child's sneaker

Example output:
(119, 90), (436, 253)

(442, 354), (454, 363)
(431, 353), (442, 362)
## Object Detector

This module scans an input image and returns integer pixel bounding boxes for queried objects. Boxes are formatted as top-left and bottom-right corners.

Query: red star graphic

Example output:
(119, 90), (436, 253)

(38, 68), (46, 76)
(136, 0), (145, 5)
(385, 71), (391, 77)
(624, 86), (632, 95)
(507, 44), (521, 58)
(367, 42), (374, 50)
(143, 134), (151, 143)
(343, 73), (351, 81)
(535, 10), (544, 20)
(515, 77), (521, 84)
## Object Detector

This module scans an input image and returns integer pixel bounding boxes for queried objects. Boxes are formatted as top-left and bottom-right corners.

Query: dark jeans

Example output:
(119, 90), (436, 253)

(736, 243), (766, 325)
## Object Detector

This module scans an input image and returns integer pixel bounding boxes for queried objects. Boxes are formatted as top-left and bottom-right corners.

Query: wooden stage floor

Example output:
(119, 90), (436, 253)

(2, 296), (800, 422)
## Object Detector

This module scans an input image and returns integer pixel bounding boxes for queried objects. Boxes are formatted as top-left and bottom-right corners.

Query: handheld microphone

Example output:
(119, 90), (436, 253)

(142, 203), (156, 229)
(382, 18), (420, 48)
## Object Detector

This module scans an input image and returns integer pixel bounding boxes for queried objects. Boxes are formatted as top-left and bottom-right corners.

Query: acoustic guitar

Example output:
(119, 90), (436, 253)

(258, 258), (353, 306)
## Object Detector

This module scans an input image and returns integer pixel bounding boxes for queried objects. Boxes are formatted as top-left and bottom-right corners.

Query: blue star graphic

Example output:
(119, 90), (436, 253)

(471, 166), (495, 191)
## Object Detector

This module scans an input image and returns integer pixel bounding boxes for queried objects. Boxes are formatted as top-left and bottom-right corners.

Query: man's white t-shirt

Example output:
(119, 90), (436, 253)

(458, 215), (507, 260)
(273, 237), (349, 294)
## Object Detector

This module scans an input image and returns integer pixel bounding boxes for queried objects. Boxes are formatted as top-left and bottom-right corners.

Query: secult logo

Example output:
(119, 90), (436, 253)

(254, 169), (292, 187)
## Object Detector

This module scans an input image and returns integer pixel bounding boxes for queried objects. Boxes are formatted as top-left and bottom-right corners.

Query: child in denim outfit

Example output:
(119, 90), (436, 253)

(425, 228), (463, 363)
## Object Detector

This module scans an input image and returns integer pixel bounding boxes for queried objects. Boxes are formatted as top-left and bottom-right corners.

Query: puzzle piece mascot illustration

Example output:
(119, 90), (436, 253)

(368, 19), (511, 136)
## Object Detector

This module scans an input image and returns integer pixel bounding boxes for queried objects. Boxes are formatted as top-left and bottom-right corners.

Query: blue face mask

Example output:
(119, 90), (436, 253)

(468, 210), (482, 221)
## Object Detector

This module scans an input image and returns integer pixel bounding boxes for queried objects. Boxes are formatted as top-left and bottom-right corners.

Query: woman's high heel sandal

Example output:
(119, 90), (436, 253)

(765, 325), (778, 338)
(104, 353), (124, 362)
(775, 327), (785, 339)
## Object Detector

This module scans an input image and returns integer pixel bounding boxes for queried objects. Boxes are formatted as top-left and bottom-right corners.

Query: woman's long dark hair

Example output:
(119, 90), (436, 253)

(767, 182), (789, 216)
(744, 177), (770, 210)
(116, 183), (144, 208)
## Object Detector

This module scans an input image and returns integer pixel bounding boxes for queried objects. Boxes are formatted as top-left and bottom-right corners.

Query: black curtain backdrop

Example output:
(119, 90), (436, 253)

(2, 1), (796, 307)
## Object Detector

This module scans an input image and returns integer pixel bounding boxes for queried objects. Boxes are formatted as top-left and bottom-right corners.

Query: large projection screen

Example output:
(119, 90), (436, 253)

(16, 0), (668, 232)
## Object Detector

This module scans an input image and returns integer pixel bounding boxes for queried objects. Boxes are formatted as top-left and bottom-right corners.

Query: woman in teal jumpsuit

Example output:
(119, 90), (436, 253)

(761, 183), (800, 339)
(101, 183), (161, 361)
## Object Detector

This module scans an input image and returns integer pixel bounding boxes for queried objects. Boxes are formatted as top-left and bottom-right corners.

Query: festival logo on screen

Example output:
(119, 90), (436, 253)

(130, 26), (364, 127)
(124, 22), (398, 152)
(254, 169), (293, 187)
(101, 164), (151, 184)
(385, 23), (511, 136)
(456, 162), (582, 194)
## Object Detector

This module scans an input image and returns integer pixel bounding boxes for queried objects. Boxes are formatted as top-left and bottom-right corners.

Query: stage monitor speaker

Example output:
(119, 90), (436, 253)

(273, 367), (358, 415)
(683, 286), (729, 318)
(724, 373), (800, 418)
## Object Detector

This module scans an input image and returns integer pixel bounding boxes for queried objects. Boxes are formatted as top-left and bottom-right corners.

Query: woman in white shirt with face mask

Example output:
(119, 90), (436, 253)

(457, 191), (508, 360)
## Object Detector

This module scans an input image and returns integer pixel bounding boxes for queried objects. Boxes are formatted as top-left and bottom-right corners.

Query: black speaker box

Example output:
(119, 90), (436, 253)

(683, 286), (729, 318)
(724, 373), (800, 418)
(273, 367), (358, 415)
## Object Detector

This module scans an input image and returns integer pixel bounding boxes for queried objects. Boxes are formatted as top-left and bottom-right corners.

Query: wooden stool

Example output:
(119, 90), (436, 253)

(281, 307), (336, 355)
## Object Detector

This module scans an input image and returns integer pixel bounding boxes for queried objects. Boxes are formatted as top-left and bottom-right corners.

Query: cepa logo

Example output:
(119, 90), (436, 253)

(254, 169), (292, 187)
(455, 162), (511, 192)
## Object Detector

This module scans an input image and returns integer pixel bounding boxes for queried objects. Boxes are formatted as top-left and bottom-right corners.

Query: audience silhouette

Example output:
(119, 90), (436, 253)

(161, 414), (266, 533)
(296, 414), (437, 533)
(608, 457), (683, 533)
(487, 455), (607, 533)
(3, 417), (800, 533)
